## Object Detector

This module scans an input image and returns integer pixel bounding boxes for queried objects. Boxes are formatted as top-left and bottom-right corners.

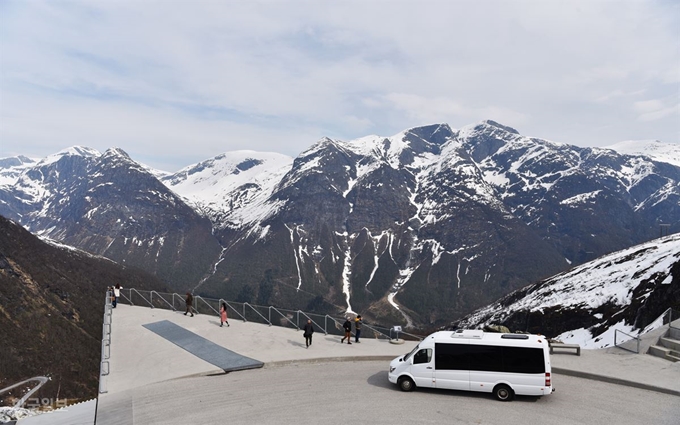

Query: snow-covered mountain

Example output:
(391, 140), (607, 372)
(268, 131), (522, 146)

(454, 233), (680, 349)
(605, 140), (680, 168)
(1, 121), (679, 326)
(162, 120), (679, 325)
(0, 147), (222, 289)
(160, 151), (293, 231)
(0, 154), (38, 186)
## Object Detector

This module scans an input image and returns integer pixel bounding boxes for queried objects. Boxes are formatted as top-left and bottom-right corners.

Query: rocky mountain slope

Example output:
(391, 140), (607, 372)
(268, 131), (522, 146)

(453, 233), (680, 348)
(0, 147), (222, 290)
(0, 216), (167, 401)
(1, 121), (678, 326)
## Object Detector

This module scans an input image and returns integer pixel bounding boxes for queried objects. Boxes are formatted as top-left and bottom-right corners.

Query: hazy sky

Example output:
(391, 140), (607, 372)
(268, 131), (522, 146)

(1, 0), (678, 171)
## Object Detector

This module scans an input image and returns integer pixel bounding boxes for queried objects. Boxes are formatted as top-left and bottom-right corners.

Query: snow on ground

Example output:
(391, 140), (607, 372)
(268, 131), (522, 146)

(461, 233), (680, 348)
(606, 140), (680, 167)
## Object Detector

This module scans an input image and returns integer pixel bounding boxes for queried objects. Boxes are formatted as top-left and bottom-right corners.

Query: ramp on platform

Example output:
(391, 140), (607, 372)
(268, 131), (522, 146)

(142, 320), (263, 372)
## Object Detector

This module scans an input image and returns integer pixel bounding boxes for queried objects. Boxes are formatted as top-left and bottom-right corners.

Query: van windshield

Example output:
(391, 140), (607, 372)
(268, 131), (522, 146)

(404, 343), (420, 361)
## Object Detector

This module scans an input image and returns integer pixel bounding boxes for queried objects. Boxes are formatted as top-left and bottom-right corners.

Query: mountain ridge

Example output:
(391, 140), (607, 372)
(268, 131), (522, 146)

(2, 120), (678, 326)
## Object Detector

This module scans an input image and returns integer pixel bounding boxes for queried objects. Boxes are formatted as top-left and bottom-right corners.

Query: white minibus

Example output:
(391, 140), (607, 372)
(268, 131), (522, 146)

(388, 329), (553, 401)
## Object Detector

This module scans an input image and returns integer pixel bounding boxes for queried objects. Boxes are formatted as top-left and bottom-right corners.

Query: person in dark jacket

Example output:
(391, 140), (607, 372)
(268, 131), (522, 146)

(303, 319), (314, 348)
(354, 315), (363, 343)
(184, 292), (194, 317)
(340, 317), (352, 344)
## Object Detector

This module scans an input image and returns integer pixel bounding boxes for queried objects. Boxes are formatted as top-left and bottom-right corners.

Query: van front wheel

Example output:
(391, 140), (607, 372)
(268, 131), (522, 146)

(493, 384), (514, 401)
(398, 377), (415, 392)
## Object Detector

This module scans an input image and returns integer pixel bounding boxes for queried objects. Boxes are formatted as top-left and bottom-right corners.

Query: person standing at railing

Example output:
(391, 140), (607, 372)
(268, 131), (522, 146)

(113, 284), (122, 308)
(303, 319), (314, 348)
(341, 316), (352, 345)
(220, 302), (230, 327)
(354, 315), (363, 343)
(184, 292), (194, 317)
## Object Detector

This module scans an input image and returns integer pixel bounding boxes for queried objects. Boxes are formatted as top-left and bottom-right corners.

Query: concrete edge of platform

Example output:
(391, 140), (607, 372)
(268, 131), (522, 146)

(155, 368), (228, 382)
(265, 355), (396, 368)
(270, 357), (680, 398)
(552, 367), (680, 397)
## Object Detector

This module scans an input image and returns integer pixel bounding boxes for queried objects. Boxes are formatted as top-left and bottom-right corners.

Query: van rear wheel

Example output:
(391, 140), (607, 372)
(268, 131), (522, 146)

(493, 384), (514, 401)
(398, 377), (415, 392)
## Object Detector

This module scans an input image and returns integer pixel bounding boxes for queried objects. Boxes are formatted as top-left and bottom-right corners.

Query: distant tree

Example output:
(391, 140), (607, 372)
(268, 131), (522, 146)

(236, 284), (255, 303)
(257, 269), (274, 305)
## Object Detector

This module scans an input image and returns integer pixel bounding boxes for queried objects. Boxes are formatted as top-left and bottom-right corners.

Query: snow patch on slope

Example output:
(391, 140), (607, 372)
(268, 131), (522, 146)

(460, 234), (680, 349)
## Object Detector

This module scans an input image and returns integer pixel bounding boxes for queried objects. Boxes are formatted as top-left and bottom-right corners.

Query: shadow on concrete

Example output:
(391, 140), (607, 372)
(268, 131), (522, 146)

(367, 370), (540, 403)
(287, 339), (306, 348)
(366, 370), (393, 390)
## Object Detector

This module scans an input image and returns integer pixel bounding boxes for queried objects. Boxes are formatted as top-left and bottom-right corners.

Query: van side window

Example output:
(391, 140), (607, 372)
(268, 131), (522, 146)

(413, 348), (432, 364)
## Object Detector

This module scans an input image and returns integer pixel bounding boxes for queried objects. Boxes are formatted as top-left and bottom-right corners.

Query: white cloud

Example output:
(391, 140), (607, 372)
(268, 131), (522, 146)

(1, 0), (678, 170)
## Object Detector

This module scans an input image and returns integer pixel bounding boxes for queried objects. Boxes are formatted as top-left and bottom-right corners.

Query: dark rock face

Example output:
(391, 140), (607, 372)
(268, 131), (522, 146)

(196, 122), (679, 327)
(0, 216), (167, 400)
(0, 148), (222, 290)
(1, 122), (679, 328)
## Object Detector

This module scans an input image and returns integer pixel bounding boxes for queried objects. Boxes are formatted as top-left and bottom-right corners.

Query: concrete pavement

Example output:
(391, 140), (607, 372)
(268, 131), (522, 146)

(18, 303), (680, 425)
(99, 304), (680, 397)
(101, 303), (420, 394)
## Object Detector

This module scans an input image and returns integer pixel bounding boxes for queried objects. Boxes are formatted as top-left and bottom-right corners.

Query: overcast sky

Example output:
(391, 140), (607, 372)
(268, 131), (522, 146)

(1, 0), (678, 171)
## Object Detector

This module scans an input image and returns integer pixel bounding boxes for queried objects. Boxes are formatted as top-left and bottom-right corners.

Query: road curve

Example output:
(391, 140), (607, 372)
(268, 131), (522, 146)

(108, 360), (680, 425)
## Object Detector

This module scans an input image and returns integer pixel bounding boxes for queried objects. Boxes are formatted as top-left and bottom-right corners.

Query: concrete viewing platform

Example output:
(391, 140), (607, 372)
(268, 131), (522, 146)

(102, 304), (419, 394)
(17, 303), (680, 425)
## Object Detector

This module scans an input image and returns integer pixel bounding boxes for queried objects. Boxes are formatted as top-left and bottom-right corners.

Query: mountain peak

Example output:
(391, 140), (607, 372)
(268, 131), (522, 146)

(38, 146), (100, 166)
(0, 155), (36, 169)
(480, 120), (519, 134)
(404, 123), (455, 146)
(103, 147), (132, 160)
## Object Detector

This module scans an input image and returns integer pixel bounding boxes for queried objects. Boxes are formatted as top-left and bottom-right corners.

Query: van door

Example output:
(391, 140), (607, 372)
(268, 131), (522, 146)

(434, 343), (470, 391)
(410, 348), (435, 388)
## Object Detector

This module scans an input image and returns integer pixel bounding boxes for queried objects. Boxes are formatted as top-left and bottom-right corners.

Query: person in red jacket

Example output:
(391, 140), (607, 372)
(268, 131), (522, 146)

(220, 302), (230, 327)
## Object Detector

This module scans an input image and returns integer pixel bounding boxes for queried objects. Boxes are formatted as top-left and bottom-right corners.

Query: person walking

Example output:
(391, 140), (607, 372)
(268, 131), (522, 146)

(220, 302), (230, 327)
(303, 319), (314, 348)
(184, 292), (194, 317)
(354, 315), (363, 343)
(112, 284), (122, 308)
(340, 316), (352, 344)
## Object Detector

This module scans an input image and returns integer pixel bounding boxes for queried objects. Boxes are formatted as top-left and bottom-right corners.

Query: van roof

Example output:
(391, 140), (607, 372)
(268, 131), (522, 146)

(426, 330), (547, 346)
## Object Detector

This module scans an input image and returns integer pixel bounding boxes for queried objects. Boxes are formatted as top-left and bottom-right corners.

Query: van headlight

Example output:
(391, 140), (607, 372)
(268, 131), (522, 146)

(390, 366), (396, 373)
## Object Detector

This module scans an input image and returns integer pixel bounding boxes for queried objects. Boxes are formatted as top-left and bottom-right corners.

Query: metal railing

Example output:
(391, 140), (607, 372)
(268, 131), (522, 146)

(614, 329), (640, 354)
(0, 377), (49, 408)
(114, 288), (423, 341)
(614, 308), (679, 354)
(98, 290), (113, 394)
